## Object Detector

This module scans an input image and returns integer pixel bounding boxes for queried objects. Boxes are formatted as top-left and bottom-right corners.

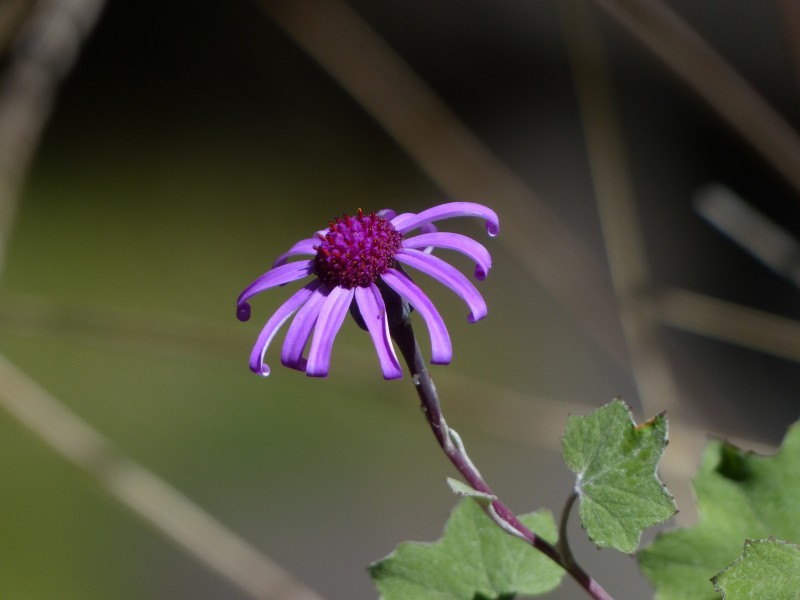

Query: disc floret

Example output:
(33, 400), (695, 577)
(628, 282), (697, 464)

(313, 209), (403, 289)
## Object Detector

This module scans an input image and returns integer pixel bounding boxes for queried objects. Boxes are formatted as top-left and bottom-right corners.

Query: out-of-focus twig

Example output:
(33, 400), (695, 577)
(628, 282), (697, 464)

(650, 287), (800, 365)
(559, 0), (681, 419)
(0, 5), (325, 598)
(0, 354), (324, 600)
(559, 0), (701, 519)
(695, 184), (800, 289)
(0, 290), (247, 358)
(257, 0), (630, 371)
(0, 290), (779, 481)
(589, 0), (800, 201)
(777, 0), (800, 98)
(0, 0), (35, 55)
(0, 0), (105, 273)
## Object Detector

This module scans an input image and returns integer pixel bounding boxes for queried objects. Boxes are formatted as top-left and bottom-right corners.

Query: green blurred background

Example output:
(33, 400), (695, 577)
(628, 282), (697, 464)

(2, 1), (800, 598)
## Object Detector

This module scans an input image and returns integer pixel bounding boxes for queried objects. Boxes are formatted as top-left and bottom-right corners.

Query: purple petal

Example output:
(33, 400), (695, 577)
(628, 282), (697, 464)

(355, 285), (403, 379)
(389, 211), (413, 222)
(237, 260), (314, 321)
(306, 286), (356, 377)
(395, 248), (487, 323)
(402, 232), (491, 280)
(388, 212), (436, 235)
(420, 221), (438, 235)
(414, 222), (438, 254)
(377, 208), (397, 220)
(248, 282), (318, 376)
(272, 237), (319, 268)
(390, 202), (499, 237)
(280, 282), (327, 371)
(381, 269), (452, 364)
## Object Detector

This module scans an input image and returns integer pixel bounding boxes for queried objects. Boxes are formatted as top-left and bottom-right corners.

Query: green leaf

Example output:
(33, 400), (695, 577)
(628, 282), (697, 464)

(369, 499), (565, 599)
(638, 422), (800, 599)
(561, 399), (676, 553)
(712, 539), (800, 599)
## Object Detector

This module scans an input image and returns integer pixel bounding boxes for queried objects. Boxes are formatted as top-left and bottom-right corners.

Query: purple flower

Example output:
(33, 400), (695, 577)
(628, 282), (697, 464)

(237, 202), (498, 379)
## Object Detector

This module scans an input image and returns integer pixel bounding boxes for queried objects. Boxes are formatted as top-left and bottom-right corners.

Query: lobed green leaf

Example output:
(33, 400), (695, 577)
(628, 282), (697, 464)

(562, 399), (676, 553)
(369, 499), (564, 599)
(712, 538), (800, 599)
(639, 422), (800, 599)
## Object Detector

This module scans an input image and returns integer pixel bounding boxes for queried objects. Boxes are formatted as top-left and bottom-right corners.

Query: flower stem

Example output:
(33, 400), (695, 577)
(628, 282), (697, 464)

(389, 319), (614, 600)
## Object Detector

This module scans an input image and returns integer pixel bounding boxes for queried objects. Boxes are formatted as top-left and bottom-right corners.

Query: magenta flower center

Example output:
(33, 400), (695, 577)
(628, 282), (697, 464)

(313, 209), (403, 289)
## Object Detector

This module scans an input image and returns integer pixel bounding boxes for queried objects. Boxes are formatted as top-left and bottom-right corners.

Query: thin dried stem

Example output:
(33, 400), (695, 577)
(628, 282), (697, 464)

(559, 0), (702, 515)
(0, 0), (35, 55)
(651, 287), (800, 365)
(0, 354), (324, 600)
(0, 4), (325, 597)
(559, 0), (681, 419)
(776, 0), (800, 98)
(589, 0), (800, 201)
(0, 0), (105, 274)
(695, 184), (800, 289)
(0, 288), (779, 455)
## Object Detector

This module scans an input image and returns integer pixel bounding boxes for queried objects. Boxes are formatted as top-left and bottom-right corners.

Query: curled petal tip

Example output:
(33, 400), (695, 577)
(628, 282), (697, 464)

(237, 303), (252, 322)
(485, 221), (499, 237)
(467, 312), (487, 324)
(474, 267), (487, 281)
(251, 362), (271, 377)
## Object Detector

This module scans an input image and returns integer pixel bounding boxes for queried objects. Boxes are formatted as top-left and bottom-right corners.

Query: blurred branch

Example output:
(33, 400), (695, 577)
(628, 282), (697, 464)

(0, 0), (105, 274)
(559, 0), (681, 418)
(0, 353), (324, 600)
(438, 369), (772, 491)
(0, 290), (779, 483)
(559, 0), (700, 518)
(0, 290), (247, 358)
(651, 287), (800, 364)
(257, 0), (630, 371)
(695, 184), (800, 289)
(589, 0), (800, 201)
(0, 4), (325, 598)
(777, 0), (800, 97)
(0, 0), (35, 55)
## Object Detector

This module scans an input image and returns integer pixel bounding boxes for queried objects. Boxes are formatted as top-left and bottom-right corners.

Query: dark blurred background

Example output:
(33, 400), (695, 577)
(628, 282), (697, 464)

(2, 0), (800, 598)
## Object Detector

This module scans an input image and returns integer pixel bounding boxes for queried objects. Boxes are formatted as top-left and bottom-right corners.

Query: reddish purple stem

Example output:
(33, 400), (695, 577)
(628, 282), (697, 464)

(390, 320), (614, 600)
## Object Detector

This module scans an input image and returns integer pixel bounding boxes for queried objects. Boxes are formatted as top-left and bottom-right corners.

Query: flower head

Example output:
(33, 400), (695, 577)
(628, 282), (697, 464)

(237, 202), (498, 379)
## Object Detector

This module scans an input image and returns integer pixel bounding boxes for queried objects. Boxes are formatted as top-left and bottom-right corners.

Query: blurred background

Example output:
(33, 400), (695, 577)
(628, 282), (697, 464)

(2, 0), (800, 598)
